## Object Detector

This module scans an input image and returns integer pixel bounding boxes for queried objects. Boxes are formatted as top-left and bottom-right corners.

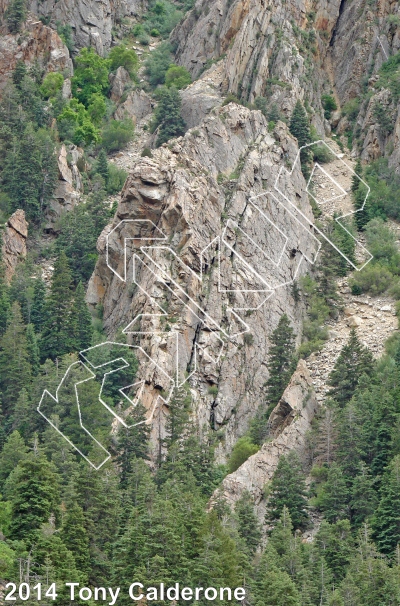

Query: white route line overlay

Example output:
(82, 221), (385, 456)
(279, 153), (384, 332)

(40, 140), (373, 469)
(274, 140), (373, 272)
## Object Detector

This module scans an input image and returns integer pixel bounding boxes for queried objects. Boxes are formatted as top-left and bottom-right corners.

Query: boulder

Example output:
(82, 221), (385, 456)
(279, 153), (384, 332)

(180, 81), (222, 129)
(114, 88), (153, 123)
(109, 66), (130, 103)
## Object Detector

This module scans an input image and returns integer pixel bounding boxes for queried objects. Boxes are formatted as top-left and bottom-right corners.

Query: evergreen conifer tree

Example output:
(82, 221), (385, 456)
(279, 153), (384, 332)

(316, 462), (349, 524)
(61, 501), (90, 575)
(12, 388), (32, 438)
(117, 402), (150, 489)
(26, 323), (40, 374)
(0, 301), (31, 411)
(289, 99), (311, 175)
(351, 159), (369, 231)
(235, 490), (262, 555)
(69, 281), (93, 351)
(155, 86), (186, 147)
(40, 251), (74, 360)
(95, 148), (109, 185)
(31, 276), (46, 332)
(373, 455), (400, 555)
(266, 451), (309, 529)
(0, 429), (28, 485)
(265, 313), (297, 409)
(5, 0), (27, 32)
(328, 328), (374, 406)
(8, 454), (60, 541)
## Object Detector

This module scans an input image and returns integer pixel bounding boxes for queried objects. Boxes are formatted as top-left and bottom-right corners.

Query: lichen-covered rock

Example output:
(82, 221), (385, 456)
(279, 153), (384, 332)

(2, 210), (28, 283)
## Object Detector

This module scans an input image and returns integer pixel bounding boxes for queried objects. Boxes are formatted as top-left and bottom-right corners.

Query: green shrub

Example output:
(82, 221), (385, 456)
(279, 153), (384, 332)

(222, 92), (243, 106)
(141, 0), (182, 38)
(227, 437), (259, 474)
(72, 47), (111, 107)
(153, 86), (186, 147)
(107, 163), (127, 194)
(150, 28), (160, 36)
(312, 143), (334, 163)
(364, 157), (400, 221)
(373, 102), (394, 137)
(208, 385), (218, 395)
(102, 119), (135, 152)
(341, 98), (360, 121)
(56, 22), (74, 52)
(364, 218), (400, 271)
(57, 99), (100, 145)
(243, 333), (254, 345)
(108, 45), (139, 77)
(141, 147), (153, 157)
(144, 42), (172, 87)
(139, 33), (151, 45)
(349, 263), (393, 296)
(165, 64), (192, 89)
(133, 24), (144, 36)
(41, 72), (64, 99)
(321, 94), (337, 119)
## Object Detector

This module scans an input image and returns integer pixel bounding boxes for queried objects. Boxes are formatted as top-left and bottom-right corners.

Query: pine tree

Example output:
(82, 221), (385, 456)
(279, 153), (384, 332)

(316, 520), (353, 581)
(5, 0), (27, 32)
(31, 276), (46, 332)
(234, 490), (262, 555)
(328, 328), (374, 406)
(61, 501), (90, 576)
(155, 86), (186, 147)
(371, 392), (397, 477)
(0, 301), (31, 411)
(0, 429), (28, 485)
(8, 454), (60, 541)
(268, 103), (280, 124)
(265, 313), (297, 410)
(316, 462), (349, 524)
(95, 148), (109, 185)
(351, 160), (369, 231)
(289, 99), (311, 175)
(12, 60), (27, 88)
(266, 451), (309, 530)
(373, 455), (400, 555)
(69, 281), (93, 351)
(12, 388), (33, 438)
(163, 385), (191, 450)
(40, 251), (74, 360)
(26, 323), (40, 374)
(117, 402), (150, 489)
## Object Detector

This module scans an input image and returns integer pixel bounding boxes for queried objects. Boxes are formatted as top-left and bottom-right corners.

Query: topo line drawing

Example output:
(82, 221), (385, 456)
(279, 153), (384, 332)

(39, 140), (373, 468)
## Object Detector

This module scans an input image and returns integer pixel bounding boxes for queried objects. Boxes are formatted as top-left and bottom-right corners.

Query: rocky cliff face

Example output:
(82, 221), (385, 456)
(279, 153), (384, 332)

(87, 104), (320, 457)
(0, 17), (72, 94)
(0, 0), (146, 56)
(209, 359), (318, 521)
(171, 0), (343, 134)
